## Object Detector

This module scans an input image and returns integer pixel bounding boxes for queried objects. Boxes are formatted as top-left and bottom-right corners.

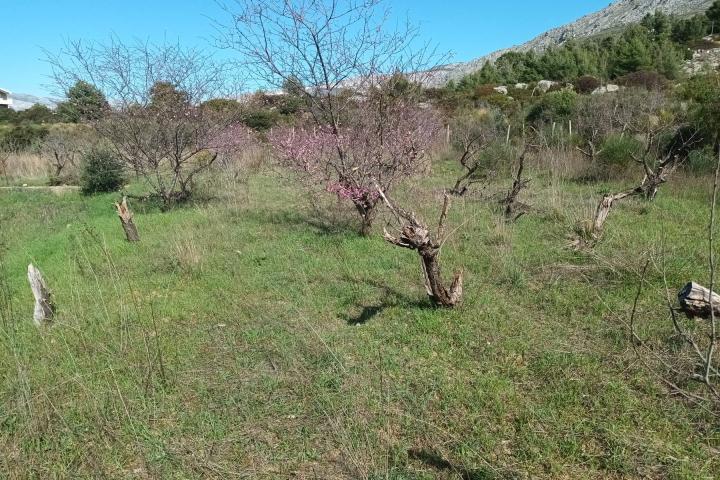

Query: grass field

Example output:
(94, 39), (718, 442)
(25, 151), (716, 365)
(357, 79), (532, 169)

(0, 155), (719, 479)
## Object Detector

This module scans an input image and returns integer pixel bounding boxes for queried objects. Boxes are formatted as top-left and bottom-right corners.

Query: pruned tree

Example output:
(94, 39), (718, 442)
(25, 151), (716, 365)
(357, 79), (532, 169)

(271, 92), (441, 235)
(47, 39), (250, 207)
(447, 109), (504, 196)
(573, 90), (700, 247)
(378, 189), (463, 307)
(501, 144), (534, 221)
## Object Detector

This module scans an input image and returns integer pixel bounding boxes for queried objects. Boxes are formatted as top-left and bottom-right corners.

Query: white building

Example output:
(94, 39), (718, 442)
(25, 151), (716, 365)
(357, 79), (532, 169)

(0, 88), (11, 109)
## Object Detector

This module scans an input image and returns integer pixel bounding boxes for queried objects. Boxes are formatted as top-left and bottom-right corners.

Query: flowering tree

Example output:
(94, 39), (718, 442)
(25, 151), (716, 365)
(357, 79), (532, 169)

(271, 96), (441, 235)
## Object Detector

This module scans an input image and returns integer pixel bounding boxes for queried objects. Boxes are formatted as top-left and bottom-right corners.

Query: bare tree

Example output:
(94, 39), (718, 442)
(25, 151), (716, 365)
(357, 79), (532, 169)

(47, 39), (250, 206)
(217, 0), (440, 127)
(573, 90), (700, 247)
(379, 189), (463, 307)
(629, 154), (720, 407)
(39, 126), (95, 185)
(447, 110), (504, 196)
(574, 93), (619, 164)
(501, 144), (534, 221)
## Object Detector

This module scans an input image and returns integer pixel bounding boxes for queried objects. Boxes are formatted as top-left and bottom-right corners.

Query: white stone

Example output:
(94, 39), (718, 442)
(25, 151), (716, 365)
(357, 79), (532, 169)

(536, 80), (557, 93)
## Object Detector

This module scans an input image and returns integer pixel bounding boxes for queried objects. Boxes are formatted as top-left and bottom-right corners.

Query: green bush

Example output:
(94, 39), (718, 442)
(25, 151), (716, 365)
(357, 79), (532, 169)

(80, 148), (125, 195)
(686, 146), (717, 175)
(599, 135), (643, 168)
(527, 90), (577, 123)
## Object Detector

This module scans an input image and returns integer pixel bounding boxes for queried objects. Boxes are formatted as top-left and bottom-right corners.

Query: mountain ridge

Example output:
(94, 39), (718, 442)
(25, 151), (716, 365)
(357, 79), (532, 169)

(427, 0), (715, 86)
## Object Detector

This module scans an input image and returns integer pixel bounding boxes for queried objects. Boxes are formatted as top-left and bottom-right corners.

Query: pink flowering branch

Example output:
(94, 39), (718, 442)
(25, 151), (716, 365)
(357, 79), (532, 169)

(270, 98), (442, 235)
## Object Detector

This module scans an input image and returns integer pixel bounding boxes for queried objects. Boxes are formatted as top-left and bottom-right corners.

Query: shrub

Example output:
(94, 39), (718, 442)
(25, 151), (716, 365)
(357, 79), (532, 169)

(686, 145), (717, 175)
(617, 70), (669, 91)
(242, 109), (280, 131)
(573, 75), (601, 94)
(599, 135), (643, 167)
(80, 148), (125, 195)
(527, 90), (577, 123)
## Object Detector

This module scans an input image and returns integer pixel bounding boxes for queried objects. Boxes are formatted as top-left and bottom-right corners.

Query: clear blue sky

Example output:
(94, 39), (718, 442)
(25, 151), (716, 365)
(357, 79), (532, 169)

(2, 0), (610, 97)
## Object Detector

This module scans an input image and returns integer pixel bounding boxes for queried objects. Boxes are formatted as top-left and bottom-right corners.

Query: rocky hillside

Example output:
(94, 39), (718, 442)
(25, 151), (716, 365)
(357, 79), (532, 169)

(428, 0), (714, 86)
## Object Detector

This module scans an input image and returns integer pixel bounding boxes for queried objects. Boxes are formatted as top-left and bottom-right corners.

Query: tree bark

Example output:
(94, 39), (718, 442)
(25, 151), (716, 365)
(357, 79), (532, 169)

(114, 196), (140, 242)
(678, 282), (720, 319)
(379, 191), (463, 308)
(28, 264), (54, 326)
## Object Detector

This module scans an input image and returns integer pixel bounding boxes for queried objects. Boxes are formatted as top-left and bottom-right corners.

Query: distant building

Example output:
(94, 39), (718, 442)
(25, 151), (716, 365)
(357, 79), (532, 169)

(0, 88), (11, 109)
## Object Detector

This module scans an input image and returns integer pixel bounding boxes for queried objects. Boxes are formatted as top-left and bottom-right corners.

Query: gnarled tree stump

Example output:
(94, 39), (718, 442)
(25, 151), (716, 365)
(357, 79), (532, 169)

(114, 196), (140, 242)
(28, 264), (54, 326)
(678, 282), (720, 319)
(379, 190), (463, 308)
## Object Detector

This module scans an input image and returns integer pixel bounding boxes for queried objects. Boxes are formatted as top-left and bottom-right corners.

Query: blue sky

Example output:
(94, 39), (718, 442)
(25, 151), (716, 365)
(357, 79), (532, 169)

(2, 0), (610, 96)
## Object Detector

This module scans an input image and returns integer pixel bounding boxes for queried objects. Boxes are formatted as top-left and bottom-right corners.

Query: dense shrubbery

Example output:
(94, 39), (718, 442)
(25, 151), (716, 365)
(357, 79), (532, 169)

(80, 147), (125, 195)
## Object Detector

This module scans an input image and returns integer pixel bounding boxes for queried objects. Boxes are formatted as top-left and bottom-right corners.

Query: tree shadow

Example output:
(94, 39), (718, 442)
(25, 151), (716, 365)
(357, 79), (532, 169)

(345, 305), (384, 325)
(341, 276), (431, 326)
(407, 448), (499, 480)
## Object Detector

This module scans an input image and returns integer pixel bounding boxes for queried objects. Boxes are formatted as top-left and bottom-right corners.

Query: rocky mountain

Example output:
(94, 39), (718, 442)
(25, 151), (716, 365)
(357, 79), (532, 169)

(427, 0), (715, 86)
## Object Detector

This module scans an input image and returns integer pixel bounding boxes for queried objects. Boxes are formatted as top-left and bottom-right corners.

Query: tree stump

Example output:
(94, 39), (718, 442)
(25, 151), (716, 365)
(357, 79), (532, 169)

(114, 196), (140, 242)
(678, 282), (720, 319)
(28, 264), (54, 326)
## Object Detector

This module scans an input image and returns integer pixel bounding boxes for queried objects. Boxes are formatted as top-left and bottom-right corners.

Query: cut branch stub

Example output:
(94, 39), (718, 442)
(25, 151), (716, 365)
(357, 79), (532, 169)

(678, 282), (720, 319)
(114, 196), (140, 242)
(379, 189), (463, 308)
(28, 264), (54, 326)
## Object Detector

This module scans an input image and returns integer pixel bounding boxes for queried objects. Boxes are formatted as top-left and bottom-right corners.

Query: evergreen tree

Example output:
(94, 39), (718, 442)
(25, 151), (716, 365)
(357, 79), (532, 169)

(56, 81), (109, 123)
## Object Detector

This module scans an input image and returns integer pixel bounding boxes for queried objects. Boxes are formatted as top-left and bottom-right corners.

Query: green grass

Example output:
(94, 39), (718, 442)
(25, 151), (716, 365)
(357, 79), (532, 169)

(0, 163), (718, 479)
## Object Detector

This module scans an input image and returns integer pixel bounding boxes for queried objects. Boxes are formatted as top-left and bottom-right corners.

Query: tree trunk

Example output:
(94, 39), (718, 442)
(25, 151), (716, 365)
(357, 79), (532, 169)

(678, 282), (720, 319)
(356, 202), (377, 237)
(380, 191), (463, 308)
(115, 196), (140, 242)
(502, 149), (531, 221)
(28, 264), (54, 326)
(418, 245), (463, 307)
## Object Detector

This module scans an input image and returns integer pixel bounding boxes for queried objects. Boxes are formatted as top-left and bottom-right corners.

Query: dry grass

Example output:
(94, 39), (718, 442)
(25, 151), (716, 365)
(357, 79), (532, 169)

(3, 152), (47, 182)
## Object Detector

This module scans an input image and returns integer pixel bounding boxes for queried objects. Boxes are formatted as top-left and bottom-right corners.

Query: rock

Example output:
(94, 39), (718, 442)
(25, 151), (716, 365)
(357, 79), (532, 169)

(493, 86), (508, 95)
(536, 80), (557, 93)
(591, 84), (620, 95)
(514, 83), (529, 90)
